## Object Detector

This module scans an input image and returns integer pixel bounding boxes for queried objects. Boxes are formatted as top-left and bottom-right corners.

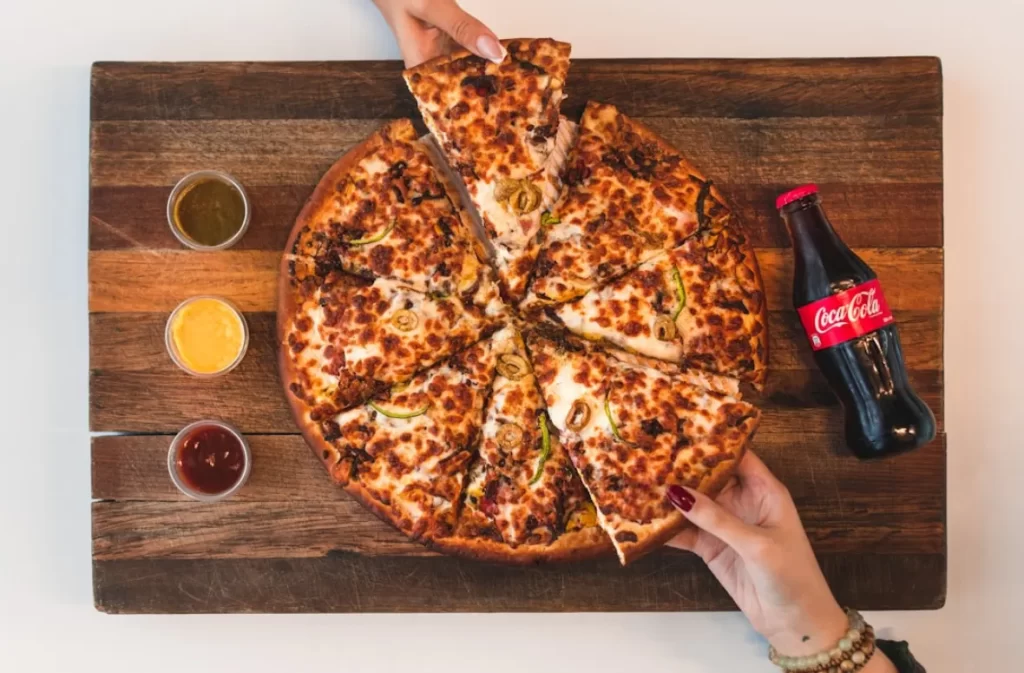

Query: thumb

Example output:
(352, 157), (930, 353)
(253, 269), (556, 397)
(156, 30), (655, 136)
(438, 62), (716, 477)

(415, 0), (505, 63)
(667, 484), (763, 558)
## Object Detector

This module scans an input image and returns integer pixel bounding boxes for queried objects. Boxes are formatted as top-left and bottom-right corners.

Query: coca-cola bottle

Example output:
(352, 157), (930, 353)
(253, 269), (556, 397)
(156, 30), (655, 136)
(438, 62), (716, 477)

(777, 184), (936, 459)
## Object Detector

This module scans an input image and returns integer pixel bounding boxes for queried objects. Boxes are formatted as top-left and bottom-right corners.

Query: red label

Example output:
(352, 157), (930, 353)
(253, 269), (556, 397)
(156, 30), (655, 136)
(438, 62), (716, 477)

(797, 279), (894, 351)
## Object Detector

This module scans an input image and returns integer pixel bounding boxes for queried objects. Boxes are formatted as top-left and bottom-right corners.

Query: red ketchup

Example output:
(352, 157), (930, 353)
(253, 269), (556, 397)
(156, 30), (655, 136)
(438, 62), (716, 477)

(778, 185), (936, 459)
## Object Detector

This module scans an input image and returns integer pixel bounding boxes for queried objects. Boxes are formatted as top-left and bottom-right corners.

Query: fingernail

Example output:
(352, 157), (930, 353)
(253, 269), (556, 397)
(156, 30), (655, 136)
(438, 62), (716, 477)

(667, 485), (695, 512)
(476, 35), (505, 63)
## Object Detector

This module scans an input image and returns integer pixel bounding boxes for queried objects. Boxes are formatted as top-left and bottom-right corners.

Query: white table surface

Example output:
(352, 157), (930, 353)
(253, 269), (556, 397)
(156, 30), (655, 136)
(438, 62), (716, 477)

(2, 0), (1022, 670)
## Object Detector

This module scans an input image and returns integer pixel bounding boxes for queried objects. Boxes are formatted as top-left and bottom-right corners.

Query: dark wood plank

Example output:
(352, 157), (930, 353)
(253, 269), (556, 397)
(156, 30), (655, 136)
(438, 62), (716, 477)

(89, 182), (944, 251)
(92, 429), (946, 560)
(88, 116), (940, 188)
(93, 432), (945, 504)
(87, 303), (944, 429)
(93, 552), (946, 613)
(91, 58), (941, 122)
(88, 368), (941, 434)
(87, 248), (944, 313)
(93, 497), (942, 561)
(88, 310), (942, 374)
(88, 321), (942, 433)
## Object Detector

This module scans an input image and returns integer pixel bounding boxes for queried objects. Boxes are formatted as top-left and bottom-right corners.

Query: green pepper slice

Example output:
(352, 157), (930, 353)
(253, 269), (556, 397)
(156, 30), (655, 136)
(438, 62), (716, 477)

(368, 400), (430, 419)
(348, 219), (396, 246)
(604, 393), (627, 442)
(671, 266), (687, 321)
(529, 412), (552, 485)
(540, 211), (561, 226)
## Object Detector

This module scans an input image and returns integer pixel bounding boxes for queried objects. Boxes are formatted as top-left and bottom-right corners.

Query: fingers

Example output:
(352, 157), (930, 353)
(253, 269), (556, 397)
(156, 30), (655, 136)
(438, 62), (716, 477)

(666, 525), (699, 552)
(667, 484), (763, 558)
(388, 13), (441, 67)
(414, 0), (505, 63)
(736, 450), (783, 488)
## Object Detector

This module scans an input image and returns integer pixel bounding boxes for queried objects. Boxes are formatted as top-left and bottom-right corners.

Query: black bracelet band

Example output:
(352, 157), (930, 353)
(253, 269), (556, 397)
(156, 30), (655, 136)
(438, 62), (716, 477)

(876, 640), (926, 673)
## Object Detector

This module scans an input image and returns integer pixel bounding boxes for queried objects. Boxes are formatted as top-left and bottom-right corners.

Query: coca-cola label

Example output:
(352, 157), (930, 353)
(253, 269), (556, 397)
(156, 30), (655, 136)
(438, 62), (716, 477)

(797, 279), (894, 351)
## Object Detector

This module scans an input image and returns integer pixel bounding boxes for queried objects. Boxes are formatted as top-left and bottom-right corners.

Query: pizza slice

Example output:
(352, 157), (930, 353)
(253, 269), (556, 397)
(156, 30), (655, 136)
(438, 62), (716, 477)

(309, 338), (498, 543)
(404, 38), (575, 303)
(524, 101), (736, 308)
(525, 325), (760, 565)
(549, 226), (768, 387)
(435, 326), (607, 562)
(279, 261), (503, 420)
(289, 118), (499, 307)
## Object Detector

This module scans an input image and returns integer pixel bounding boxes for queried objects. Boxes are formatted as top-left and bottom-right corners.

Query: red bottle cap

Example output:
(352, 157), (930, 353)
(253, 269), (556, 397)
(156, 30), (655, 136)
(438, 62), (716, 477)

(776, 184), (819, 210)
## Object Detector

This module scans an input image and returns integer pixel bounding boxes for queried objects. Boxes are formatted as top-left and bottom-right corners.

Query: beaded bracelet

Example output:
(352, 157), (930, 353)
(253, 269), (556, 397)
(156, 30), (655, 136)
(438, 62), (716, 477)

(769, 609), (877, 672)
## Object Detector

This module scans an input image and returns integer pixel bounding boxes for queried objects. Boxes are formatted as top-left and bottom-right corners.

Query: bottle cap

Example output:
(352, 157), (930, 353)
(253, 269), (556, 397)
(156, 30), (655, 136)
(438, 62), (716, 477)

(776, 184), (819, 210)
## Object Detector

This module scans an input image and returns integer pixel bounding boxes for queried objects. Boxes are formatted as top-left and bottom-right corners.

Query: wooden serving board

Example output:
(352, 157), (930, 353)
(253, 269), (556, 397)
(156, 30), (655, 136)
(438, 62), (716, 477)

(89, 57), (945, 613)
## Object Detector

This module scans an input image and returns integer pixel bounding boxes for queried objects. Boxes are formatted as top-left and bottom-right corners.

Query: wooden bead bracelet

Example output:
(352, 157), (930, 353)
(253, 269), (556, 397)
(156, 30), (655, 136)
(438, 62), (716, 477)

(769, 609), (877, 672)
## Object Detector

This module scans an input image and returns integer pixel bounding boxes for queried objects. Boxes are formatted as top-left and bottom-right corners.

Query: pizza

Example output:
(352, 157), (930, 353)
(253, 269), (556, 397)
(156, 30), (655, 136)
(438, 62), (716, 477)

(436, 326), (609, 562)
(524, 101), (737, 309)
(524, 325), (761, 564)
(404, 38), (575, 303)
(318, 338), (497, 542)
(280, 120), (505, 417)
(548, 225), (768, 387)
(280, 40), (768, 566)
(286, 118), (502, 306)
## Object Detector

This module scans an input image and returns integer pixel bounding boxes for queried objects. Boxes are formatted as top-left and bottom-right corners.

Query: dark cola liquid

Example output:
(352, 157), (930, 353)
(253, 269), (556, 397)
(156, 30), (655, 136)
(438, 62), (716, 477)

(781, 189), (936, 458)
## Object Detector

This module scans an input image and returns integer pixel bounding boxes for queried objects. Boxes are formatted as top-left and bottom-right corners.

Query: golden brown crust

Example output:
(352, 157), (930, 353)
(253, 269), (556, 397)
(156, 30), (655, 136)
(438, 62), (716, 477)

(741, 238), (769, 390)
(430, 527), (612, 565)
(403, 38), (571, 82)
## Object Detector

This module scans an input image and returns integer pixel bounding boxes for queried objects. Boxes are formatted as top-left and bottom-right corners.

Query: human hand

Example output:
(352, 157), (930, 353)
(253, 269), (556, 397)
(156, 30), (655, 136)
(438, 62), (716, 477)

(373, 0), (505, 68)
(667, 451), (895, 671)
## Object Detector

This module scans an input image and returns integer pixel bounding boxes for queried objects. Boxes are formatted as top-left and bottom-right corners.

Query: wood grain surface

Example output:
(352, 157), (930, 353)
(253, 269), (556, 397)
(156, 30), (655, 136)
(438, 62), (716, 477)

(89, 57), (945, 613)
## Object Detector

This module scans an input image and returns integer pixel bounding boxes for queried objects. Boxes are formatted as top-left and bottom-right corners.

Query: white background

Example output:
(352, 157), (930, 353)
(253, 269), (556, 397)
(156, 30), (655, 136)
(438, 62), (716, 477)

(1, 0), (1021, 671)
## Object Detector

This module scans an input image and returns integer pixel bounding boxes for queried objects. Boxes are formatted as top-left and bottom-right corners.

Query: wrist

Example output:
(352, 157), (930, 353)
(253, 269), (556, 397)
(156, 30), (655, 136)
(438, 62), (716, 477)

(765, 600), (848, 657)
(859, 651), (897, 673)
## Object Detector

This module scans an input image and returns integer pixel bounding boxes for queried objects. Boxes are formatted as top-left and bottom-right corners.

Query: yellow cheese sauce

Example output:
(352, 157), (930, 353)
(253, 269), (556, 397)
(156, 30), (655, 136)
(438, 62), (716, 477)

(169, 298), (246, 375)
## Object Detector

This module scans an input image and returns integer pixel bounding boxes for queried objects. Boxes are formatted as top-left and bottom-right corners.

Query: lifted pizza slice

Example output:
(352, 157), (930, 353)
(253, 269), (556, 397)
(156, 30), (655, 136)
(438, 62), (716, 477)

(404, 38), (575, 303)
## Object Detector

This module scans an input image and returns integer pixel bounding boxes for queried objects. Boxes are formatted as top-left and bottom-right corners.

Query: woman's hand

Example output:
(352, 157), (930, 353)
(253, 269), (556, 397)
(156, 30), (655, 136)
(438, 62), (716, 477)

(373, 0), (504, 68)
(667, 451), (895, 671)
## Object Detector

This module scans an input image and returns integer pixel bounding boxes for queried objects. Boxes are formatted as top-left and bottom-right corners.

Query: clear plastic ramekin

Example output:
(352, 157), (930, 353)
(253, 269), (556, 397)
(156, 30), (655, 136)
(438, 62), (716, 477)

(165, 295), (249, 378)
(167, 419), (252, 502)
(166, 170), (251, 251)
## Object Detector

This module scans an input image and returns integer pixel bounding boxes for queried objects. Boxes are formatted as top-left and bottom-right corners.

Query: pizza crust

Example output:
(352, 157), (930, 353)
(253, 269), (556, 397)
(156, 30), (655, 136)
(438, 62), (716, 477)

(431, 527), (612, 565)
(403, 38), (571, 88)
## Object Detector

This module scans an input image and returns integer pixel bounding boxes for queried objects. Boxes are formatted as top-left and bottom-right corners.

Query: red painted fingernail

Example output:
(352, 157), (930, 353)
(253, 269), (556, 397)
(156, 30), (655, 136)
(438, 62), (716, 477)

(667, 485), (695, 512)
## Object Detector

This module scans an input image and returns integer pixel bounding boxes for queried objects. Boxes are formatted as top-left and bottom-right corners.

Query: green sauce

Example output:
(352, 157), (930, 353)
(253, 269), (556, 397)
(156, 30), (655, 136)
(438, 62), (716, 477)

(173, 178), (246, 247)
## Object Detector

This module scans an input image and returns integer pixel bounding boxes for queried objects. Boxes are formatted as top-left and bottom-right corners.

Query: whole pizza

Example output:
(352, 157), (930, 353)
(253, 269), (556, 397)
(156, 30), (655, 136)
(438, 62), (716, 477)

(278, 39), (768, 565)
